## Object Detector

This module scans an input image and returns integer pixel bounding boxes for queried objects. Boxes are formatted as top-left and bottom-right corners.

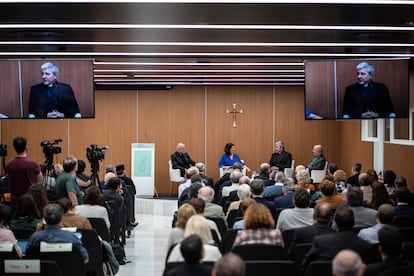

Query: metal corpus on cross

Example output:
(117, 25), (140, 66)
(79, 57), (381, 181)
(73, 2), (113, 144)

(226, 103), (243, 128)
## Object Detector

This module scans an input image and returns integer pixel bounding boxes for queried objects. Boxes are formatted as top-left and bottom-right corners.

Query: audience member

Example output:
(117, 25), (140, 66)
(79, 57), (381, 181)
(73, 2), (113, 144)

(103, 177), (125, 215)
(196, 162), (214, 188)
(274, 181), (295, 209)
(58, 197), (92, 229)
(332, 249), (365, 276)
(371, 181), (395, 209)
(232, 198), (255, 230)
(179, 181), (203, 207)
(263, 171), (285, 199)
(382, 170), (396, 189)
(75, 186), (110, 229)
(27, 184), (49, 218)
(255, 163), (274, 187)
(358, 173), (373, 204)
(366, 169), (379, 183)
(28, 203), (89, 263)
(295, 170), (315, 192)
(226, 184), (251, 217)
(269, 141), (292, 172)
(365, 226), (414, 276)
(167, 203), (196, 251)
(222, 170), (242, 198)
(394, 187), (414, 217)
(178, 166), (199, 198)
(334, 169), (348, 193)
(171, 143), (196, 177)
(288, 202), (335, 257)
(212, 252), (245, 276)
(75, 160), (92, 190)
(328, 163), (338, 176)
(10, 193), (42, 231)
(198, 186), (225, 224)
(55, 156), (83, 206)
(345, 187), (377, 228)
(233, 202), (283, 247)
(0, 203), (22, 257)
(189, 198), (222, 242)
(358, 204), (395, 244)
(347, 163), (361, 187)
(302, 208), (373, 272)
(54, 163), (64, 177)
(166, 234), (212, 276)
(316, 178), (344, 208)
(214, 162), (243, 193)
(250, 179), (277, 222)
(306, 144), (326, 171)
(276, 189), (313, 232)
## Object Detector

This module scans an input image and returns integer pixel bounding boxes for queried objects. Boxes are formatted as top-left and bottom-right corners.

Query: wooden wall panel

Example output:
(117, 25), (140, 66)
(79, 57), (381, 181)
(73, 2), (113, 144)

(0, 61), (20, 118)
(384, 143), (414, 191)
(138, 86), (205, 194)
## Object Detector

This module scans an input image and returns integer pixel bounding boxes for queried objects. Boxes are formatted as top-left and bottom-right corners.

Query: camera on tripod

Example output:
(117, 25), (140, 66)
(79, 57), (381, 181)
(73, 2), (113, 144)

(0, 144), (7, 157)
(86, 144), (109, 162)
(41, 139), (62, 156)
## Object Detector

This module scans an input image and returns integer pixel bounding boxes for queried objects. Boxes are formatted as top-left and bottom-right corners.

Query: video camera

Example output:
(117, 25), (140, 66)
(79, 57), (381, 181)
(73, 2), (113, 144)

(86, 144), (109, 163)
(40, 139), (62, 156)
(0, 143), (7, 157)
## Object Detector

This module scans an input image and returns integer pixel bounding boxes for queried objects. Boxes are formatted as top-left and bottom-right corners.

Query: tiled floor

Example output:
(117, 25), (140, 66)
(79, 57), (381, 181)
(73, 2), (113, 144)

(117, 198), (176, 276)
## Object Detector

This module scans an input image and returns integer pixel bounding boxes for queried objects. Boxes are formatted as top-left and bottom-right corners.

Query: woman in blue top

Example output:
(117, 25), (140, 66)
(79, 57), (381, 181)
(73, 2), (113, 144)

(218, 143), (250, 172)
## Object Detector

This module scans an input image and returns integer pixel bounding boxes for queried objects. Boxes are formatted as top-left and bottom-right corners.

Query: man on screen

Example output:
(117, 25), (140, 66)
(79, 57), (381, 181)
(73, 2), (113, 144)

(343, 62), (395, 119)
(28, 62), (81, 118)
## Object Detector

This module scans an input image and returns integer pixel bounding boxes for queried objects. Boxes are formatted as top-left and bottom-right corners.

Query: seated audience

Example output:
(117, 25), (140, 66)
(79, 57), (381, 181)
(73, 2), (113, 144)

(232, 198), (255, 230)
(178, 166), (199, 198)
(365, 226), (414, 276)
(166, 234), (212, 276)
(394, 187), (414, 217)
(288, 202), (335, 257)
(250, 179), (277, 222)
(359, 173), (373, 204)
(0, 203), (22, 257)
(347, 163), (361, 187)
(371, 181), (395, 209)
(276, 189), (313, 232)
(316, 178), (345, 208)
(167, 203), (196, 250)
(189, 198), (222, 242)
(358, 203), (395, 244)
(263, 171), (285, 199)
(196, 162), (214, 188)
(226, 184), (251, 218)
(27, 184), (49, 217)
(342, 187), (376, 228)
(75, 186), (110, 229)
(233, 202), (283, 247)
(198, 186), (226, 224)
(167, 215), (221, 263)
(28, 203), (89, 263)
(221, 170), (242, 198)
(58, 197), (92, 229)
(254, 163), (273, 187)
(302, 208), (373, 272)
(274, 181), (295, 209)
(10, 193), (42, 231)
(295, 169), (315, 192)
(103, 177), (125, 215)
(178, 181), (203, 207)
(55, 156), (83, 206)
(333, 169), (348, 193)
(76, 160), (92, 190)
(327, 163), (338, 176)
(332, 249), (365, 276)
(212, 252), (246, 276)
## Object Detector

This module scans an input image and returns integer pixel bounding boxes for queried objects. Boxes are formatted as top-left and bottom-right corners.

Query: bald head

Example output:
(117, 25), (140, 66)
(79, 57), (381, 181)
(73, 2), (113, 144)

(314, 202), (332, 225)
(313, 145), (323, 156)
(377, 204), (395, 225)
(198, 186), (214, 203)
(176, 143), (186, 153)
(213, 253), (245, 276)
(332, 250), (365, 276)
(358, 173), (372, 186)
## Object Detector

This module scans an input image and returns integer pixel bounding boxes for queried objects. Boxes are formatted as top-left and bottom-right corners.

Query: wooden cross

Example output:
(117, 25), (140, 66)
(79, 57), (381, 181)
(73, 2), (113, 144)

(226, 103), (243, 128)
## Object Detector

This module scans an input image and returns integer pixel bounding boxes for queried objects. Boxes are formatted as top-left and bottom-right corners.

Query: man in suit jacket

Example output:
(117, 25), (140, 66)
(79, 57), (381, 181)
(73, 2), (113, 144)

(28, 62), (81, 118)
(288, 202), (335, 257)
(306, 145), (326, 171)
(347, 163), (361, 187)
(171, 143), (196, 177)
(302, 208), (374, 273)
(365, 226), (414, 276)
(343, 62), (395, 119)
(250, 179), (278, 223)
(269, 141), (292, 172)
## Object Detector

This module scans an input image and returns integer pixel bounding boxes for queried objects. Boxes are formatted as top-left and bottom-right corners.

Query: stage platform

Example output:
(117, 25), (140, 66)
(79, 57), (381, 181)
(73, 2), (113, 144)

(135, 196), (177, 216)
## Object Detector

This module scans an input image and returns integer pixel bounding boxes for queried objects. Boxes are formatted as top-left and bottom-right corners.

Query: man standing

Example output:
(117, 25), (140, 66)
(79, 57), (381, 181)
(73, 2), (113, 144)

(306, 144), (326, 171)
(269, 141), (292, 172)
(7, 137), (42, 209)
(171, 143), (196, 177)
(28, 62), (81, 118)
(343, 62), (395, 119)
(55, 156), (83, 206)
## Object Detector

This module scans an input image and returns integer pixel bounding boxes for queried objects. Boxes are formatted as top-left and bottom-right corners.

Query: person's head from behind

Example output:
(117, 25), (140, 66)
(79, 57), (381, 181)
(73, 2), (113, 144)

(328, 163), (338, 175)
(184, 215), (214, 245)
(0, 203), (10, 225)
(185, 166), (199, 180)
(274, 171), (285, 183)
(83, 186), (104, 205)
(395, 186), (412, 204)
(77, 160), (87, 174)
(320, 179), (336, 196)
(212, 252), (245, 276)
(358, 173), (372, 187)
(371, 182), (391, 207)
(347, 187), (364, 207)
(230, 170), (243, 184)
(54, 163), (63, 176)
(260, 163), (271, 174)
(240, 198), (256, 216)
(190, 174), (202, 184)
(378, 225), (403, 260)
(334, 207), (355, 231)
(296, 170), (311, 185)
(63, 156), (78, 173)
(366, 169), (378, 182)
(27, 184), (49, 214)
(244, 202), (275, 230)
(180, 234), (204, 264)
(293, 189), (310, 208)
(176, 203), (196, 229)
(352, 163), (362, 174)
(13, 136), (27, 154)
(394, 176), (407, 188)
(237, 184), (251, 200)
(43, 203), (64, 225)
(41, 62), (59, 85)
(14, 193), (42, 220)
(189, 197), (205, 215)
(198, 186), (214, 203)
(377, 204), (395, 225)
(332, 249), (365, 276)
(224, 143), (235, 155)
(356, 62), (374, 85)
(57, 197), (74, 214)
(282, 181), (295, 194)
(195, 162), (205, 174)
(314, 202), (332, 225)
(383, 170), (396, 186)
(107, 177), (121, 191)
(334, 170), (347, 183)
(188, 182), (203, 199)
(250, 179), (265, 196)
(104, 172), (116, 184)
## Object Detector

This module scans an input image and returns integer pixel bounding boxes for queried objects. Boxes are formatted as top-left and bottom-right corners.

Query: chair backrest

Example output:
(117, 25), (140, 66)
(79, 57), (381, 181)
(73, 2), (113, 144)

(282, 229), (295, 251)
(290, 243), (312, 274)
(227, 209), (239, 229)
(205, 216), (227, 237)
(11, 228), (35, 239)
(232, 244), (287, 261)
(219, 228), (240, 254)
(310, 161), (328, 184)
(25, 244), (85, 276)
(284, 160), (295, 178)
(399, 227), (414, 241)
(395, 215), (414, 227)
(1, 260), (64, 276)
(304, 261), (332, 276)
(88, 217), (110, 242)
(244, 260), (298, 276)
(403, 241), (414, 260)
(169, 160), (182, 182)
(163, 262), (215, 276)
(0, 244), (20, 259)
(78, 228), (103, 276)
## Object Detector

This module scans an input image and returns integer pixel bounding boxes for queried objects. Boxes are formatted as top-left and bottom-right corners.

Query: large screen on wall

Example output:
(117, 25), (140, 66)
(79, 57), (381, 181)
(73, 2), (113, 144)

(304, 58), (409, 120)
(0, 59), (94, 119)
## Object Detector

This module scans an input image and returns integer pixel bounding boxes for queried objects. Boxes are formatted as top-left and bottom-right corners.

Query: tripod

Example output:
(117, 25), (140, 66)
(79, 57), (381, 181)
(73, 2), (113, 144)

(89, 159), (101, 187)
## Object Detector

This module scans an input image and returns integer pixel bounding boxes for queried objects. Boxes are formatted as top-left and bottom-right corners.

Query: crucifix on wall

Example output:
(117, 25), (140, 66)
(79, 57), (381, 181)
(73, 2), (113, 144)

(226, 103), (243, 128)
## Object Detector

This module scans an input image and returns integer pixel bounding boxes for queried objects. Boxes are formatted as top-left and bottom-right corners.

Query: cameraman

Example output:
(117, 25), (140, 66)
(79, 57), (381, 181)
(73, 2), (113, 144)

(55, 156), (83, 206)
(6, 137), (42, 213)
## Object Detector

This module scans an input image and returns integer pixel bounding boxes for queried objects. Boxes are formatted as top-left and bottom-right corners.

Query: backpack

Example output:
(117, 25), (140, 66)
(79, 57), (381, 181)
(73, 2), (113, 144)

(111, 242), (128, 265)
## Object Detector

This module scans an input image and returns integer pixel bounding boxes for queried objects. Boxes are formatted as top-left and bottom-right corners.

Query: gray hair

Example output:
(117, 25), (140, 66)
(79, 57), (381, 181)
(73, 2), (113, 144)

(195, 162), (205, 172)
(44, 203), (64, 225)
(332, 249), (364, 276)
(237, 184), (251, 200)
(230, 170), (243, 184)
(275, 141), (285, 149)
(356, 62), (374, 75)
(41, 62), (59, 75)
(275, 171), (286, 183)
(198, 186), (214, 203)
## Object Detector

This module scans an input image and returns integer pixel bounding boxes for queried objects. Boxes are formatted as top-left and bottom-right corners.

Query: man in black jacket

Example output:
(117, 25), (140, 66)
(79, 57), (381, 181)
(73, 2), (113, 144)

(171, 143), (195, 177)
